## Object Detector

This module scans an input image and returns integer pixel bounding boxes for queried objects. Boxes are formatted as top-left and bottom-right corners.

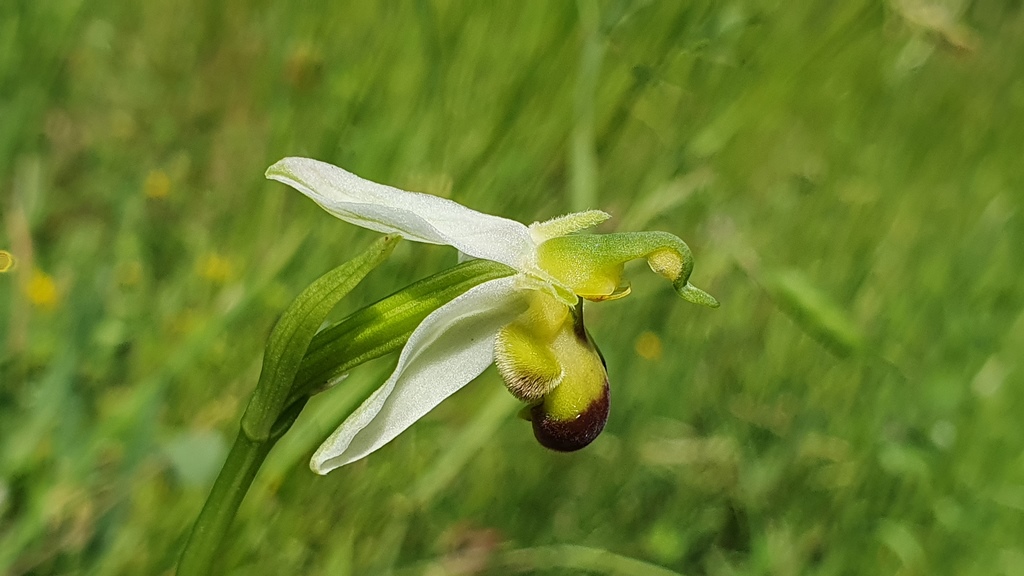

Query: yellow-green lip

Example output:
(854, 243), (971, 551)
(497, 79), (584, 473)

(530, 381), (610, 452)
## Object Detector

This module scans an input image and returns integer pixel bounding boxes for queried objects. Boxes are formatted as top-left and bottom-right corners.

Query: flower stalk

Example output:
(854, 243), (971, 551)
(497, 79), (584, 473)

(176, 401), (302, 576)
(179, 154), (717, 573)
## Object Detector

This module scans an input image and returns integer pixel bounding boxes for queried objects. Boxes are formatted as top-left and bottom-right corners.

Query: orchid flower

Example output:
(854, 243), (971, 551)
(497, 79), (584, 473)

(266, 157), (718, 474)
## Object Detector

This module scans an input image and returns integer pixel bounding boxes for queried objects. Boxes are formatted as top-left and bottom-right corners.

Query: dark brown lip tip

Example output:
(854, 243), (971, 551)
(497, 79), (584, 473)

(530, 382), (610, 452)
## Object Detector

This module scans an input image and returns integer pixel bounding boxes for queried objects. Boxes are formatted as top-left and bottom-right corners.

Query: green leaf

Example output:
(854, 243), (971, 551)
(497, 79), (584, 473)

(240, 235), (399, 441)
(291, 258), (517, 400)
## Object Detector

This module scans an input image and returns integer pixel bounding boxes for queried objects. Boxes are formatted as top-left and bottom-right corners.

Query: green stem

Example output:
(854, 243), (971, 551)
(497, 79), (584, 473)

(177, 399), (304, 576)
(177, 431), (275, 576)
(177, 260), (514, 574)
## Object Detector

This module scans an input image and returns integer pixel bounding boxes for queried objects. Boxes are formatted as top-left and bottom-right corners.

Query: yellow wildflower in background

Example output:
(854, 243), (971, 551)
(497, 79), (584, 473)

(144, 169), (171, 199)
(26, 269), (60, 310)
(634, 331), (663, 360)
(0, 250), (14, 273)
(199, 253), (233, 284)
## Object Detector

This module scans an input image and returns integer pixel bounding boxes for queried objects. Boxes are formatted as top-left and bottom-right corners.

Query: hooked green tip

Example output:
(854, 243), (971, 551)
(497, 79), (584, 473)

(677, 282), (720, 308)
(535, 230), (720, 309)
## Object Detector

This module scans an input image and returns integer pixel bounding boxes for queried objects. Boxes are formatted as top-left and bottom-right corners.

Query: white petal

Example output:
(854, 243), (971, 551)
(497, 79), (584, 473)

(268, 157), (534, 268)
(310, 276), (526, 473)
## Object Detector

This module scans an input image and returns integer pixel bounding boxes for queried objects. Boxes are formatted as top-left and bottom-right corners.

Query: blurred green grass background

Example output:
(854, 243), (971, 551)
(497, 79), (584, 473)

(2, 1), (1024, 574)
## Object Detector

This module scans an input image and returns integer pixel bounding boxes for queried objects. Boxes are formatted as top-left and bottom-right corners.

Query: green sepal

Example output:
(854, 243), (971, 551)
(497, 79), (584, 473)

(536, 231), (720, 308)
(291, 258), (517, 400)
(241, 235), (400, 441)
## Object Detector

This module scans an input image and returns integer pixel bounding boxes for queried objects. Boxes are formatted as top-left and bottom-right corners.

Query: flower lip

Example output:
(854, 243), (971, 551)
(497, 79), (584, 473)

(530, 380), (610, 452)
(526, 300), (610, 452)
